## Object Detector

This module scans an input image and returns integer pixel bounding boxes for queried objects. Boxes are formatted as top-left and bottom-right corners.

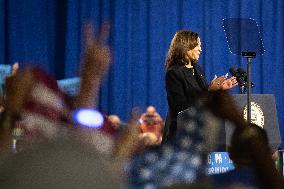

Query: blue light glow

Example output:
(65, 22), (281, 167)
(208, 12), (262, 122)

(73, 108), (104, 128)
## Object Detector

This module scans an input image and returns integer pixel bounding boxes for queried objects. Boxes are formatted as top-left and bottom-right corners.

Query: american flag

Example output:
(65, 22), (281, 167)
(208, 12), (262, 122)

(14, 67), (71, 143)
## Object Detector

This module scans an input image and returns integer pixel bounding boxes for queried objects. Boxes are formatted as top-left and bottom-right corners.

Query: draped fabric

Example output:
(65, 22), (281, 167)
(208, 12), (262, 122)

(1, 0), (284, 140)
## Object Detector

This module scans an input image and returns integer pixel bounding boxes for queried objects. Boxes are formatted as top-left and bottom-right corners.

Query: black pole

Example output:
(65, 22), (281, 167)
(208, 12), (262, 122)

(247, 57), (252, 123)
(242, 52), (256, 124)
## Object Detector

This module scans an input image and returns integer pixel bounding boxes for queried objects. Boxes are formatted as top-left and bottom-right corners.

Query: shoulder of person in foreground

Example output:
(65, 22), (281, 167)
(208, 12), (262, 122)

(0, 138), (128, 189)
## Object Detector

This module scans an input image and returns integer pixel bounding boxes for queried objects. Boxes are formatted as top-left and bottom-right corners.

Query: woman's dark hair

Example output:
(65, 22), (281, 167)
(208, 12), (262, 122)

(165, 30), (199, 70)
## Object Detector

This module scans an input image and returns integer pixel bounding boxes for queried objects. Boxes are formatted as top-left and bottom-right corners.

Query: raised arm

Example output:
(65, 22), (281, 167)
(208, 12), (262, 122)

(75, 23), (111, 109)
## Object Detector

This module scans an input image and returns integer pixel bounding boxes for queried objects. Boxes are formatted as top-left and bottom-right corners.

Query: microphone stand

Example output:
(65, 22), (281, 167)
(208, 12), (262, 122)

(241, 52), (256, 124)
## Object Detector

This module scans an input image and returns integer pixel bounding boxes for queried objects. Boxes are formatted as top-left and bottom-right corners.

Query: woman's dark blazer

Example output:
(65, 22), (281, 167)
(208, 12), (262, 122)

(163, 64), (209, 142)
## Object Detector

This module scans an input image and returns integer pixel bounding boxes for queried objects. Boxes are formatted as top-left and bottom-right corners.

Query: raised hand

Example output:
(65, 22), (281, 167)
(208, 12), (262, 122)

(83, 22), (111, 77)
(75, 22), (111, 109)
(11, 62), (19, 76)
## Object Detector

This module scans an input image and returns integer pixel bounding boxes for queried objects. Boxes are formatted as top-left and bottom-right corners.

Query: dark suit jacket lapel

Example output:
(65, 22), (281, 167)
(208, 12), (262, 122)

(181, 68), (201, 92)
(193, 64), (209, 90)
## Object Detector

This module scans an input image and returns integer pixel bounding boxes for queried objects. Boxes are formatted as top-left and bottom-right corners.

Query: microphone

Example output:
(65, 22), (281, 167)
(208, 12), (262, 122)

(229, 67), (246, 86)
(229, 67), (255, 94)
(229, 67), (238, 77)
(237, 68), (247, 80)
(237, 68), (255, 88)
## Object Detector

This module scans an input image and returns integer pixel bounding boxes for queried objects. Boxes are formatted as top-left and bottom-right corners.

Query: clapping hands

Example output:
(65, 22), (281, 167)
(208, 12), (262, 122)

(209, 73), (238, 91)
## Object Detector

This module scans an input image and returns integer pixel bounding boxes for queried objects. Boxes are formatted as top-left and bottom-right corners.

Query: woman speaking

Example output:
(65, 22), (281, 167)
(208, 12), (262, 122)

(163, 30), (238, 142)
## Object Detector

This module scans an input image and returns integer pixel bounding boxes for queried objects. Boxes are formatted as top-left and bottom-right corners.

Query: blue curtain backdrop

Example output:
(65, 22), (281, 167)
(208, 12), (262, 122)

(1, 0), (284, 140)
